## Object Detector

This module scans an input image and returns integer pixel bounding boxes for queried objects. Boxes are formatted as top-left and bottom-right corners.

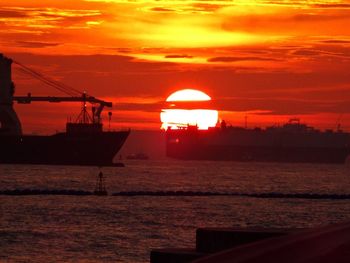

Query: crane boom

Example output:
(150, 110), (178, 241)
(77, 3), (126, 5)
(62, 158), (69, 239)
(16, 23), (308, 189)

(13, 93), (112, 124)
(13, 94), (112, 107)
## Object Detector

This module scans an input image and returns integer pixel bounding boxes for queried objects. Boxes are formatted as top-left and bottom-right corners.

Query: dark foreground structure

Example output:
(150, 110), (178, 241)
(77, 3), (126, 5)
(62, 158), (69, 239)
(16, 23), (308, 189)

(166, 120), (350, 163)
(0, 53), (129, 166)
(151, 222), (350, 263)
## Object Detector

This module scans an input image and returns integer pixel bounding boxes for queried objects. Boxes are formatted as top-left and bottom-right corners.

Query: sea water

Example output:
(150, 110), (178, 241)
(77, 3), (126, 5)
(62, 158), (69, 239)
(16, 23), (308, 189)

(1, 160), (350, 262)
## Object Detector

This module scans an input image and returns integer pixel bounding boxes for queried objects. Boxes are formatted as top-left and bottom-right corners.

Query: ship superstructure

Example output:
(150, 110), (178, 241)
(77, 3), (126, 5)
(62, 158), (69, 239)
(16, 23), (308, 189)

(0, 53), (129, 166)
(166, 119), (350, 163)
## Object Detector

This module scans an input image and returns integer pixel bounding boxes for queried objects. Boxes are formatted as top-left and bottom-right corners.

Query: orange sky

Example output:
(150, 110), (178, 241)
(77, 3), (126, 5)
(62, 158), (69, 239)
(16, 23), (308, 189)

(1, 0), (350, 133)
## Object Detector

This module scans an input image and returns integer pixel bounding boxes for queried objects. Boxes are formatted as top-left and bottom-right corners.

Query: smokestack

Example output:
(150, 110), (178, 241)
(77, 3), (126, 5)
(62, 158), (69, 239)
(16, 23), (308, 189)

(0, 54), (22, 135)
(0, 53), (13, 105)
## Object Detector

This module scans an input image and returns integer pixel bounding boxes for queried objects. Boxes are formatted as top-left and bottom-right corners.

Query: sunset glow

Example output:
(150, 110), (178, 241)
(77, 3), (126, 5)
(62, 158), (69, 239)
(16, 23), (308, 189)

(1, 0), (350, 132)
(161, 89), (218, 130)
(3, 3), (350, 262)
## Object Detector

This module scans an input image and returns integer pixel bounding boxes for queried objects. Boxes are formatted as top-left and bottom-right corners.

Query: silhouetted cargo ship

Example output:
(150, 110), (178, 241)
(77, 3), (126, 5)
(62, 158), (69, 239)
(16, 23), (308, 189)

(0, 123), (129, 166)
(0, 54), (129, 166)
(166, 119), (350, 163)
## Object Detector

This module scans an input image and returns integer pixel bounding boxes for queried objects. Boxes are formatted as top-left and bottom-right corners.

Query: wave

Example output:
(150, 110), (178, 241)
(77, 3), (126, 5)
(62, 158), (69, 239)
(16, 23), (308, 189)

(1, 189), (350, 200)
(112, 191), (350, 200)
(0, 189), (92, 195)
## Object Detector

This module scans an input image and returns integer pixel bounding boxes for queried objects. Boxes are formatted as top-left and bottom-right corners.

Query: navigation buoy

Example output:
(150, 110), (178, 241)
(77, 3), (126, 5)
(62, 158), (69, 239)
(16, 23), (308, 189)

(94, 171), (107, 196)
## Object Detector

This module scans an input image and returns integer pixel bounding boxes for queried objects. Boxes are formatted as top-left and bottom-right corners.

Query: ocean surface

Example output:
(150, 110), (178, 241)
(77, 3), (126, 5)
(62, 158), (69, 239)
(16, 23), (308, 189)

(1, 160), (350, 262)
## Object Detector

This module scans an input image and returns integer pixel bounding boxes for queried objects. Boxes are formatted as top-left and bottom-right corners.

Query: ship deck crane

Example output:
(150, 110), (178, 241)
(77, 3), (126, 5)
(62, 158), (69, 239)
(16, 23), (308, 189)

(13, 93), (112, 124)
(11, 60), (113, 124)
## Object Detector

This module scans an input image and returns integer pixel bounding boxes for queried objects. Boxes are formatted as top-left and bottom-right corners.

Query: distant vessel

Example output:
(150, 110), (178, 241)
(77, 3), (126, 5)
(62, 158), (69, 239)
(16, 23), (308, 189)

(126, 153), (149, 160)
(0, 54), (129, 166)
(166, 119), (350, 163)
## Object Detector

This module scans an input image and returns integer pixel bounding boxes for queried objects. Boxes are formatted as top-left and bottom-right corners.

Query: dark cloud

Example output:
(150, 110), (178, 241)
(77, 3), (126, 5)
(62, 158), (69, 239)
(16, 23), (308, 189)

(16, 41), (61, 48)
(149, 3), (229, 13)
(165, 54), (193, 59)
(117, 102), (163, 112)
(294, 45), (350, 59)
(212, 98), (350, 115)
(208, 56), (279, 62)
(320, 39), (350, 44)
(112, 96), (350, 116)
(103, 47), (133, 54)
(0, 9), (28, 18)
(150, 7), (175, 12)
(0, 7), (104, 30)
(8, 53), (178, 98)
(292, 13), (349, 22)
(222, 11), (350, 34)
(311, 4), (350, 9)
(189, 3), (226, 12)
(292, 49), (321, 56)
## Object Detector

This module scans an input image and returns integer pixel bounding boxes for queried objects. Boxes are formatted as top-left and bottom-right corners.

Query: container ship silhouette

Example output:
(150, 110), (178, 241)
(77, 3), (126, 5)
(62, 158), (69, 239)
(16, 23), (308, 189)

(166, 119), (350, 163)
(0, 54), (129, 166)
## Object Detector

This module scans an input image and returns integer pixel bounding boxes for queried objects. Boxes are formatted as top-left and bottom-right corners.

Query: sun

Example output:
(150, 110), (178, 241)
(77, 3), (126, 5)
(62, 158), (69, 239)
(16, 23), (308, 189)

(160, 89), (218, 130)
(166, 89), (211, 101)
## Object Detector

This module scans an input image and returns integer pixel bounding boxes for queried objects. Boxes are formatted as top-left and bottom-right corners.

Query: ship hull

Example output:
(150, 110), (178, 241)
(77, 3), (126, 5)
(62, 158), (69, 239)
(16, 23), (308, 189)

(167, 144), (349, 163)
(0, 130), (130, 166)
(166, 129), (350, 164)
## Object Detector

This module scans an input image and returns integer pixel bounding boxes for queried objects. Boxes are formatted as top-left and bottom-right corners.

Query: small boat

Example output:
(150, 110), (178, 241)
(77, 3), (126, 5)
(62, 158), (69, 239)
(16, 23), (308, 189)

(126, 153), (149, 160)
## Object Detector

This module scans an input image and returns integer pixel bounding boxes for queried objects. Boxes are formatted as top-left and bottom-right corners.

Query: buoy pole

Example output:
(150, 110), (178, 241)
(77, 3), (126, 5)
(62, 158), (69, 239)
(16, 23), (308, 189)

(94, 170), (107, 196)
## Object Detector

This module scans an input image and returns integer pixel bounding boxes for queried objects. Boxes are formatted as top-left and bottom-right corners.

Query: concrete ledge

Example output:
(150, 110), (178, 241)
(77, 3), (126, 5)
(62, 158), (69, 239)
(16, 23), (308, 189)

(150, 248), (206, 263)
(193, 222), (350, 263)
(196, 227), (295, 253)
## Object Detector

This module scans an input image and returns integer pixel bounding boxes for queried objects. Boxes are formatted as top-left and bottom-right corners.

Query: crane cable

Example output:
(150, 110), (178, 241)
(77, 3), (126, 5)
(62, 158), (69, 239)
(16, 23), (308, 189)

(16, 67), (77, 97)
(12, 60), (85, 97)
